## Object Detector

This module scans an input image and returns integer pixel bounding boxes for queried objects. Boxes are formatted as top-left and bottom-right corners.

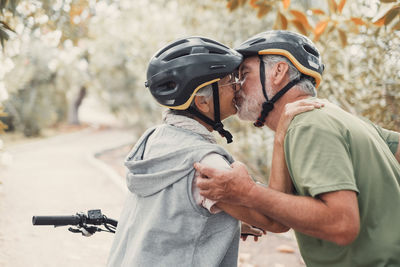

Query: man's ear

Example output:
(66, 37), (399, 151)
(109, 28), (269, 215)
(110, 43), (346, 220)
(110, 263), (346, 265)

(272, 62), (289, 85)
(194, 95), (211, 113)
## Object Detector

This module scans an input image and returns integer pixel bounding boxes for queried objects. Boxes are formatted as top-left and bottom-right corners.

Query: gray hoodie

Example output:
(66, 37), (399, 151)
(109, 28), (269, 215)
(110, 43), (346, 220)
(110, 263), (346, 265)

(107, 122), (240, 267)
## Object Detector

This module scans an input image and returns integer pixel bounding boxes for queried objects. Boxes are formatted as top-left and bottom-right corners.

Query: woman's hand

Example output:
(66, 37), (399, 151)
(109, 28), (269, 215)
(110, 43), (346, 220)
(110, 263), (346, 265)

(275, 98), (325, 145)
(241, 222), (266, 241)
(270, 98), (325, 194)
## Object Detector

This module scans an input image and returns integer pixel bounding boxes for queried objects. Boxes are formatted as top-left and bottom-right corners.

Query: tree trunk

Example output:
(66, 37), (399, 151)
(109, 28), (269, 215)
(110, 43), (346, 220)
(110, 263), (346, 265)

(68, 86), (87, 125)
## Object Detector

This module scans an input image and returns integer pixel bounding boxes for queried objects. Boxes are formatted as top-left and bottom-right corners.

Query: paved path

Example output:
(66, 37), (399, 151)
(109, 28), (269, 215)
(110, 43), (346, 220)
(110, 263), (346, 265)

(0, 127), (136, 267)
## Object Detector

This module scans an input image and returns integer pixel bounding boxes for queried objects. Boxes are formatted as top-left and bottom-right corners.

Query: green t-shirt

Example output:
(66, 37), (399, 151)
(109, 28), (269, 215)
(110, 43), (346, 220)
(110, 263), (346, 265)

(284, 100), (400, 267)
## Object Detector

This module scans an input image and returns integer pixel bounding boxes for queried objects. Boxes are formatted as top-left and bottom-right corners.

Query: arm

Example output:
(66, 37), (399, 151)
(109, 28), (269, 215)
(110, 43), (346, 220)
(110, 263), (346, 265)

(268, 135), (293, 194)
(216, 202), (289, 233)
(197, 154), (289, 233)
(214, 99), (318, 232)
(196, 99), (362, 246)
(195, 163), (360, 246)
(269, 98), (324, 193)
(247, 185), (360, 245)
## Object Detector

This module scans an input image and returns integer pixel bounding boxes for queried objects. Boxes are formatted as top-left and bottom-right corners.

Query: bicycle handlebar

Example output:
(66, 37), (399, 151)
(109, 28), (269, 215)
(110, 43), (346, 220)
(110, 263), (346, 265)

(32, 209), (118, 236)
(104, 218), (118, 227)
(32, 215), (81, 226)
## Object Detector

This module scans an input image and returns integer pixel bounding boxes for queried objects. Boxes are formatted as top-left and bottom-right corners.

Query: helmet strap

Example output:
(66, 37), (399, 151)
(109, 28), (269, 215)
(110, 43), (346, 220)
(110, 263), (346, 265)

(259, 55), (268, 101)
(254, 58), (305, 127)
(187, 82), (233, 143)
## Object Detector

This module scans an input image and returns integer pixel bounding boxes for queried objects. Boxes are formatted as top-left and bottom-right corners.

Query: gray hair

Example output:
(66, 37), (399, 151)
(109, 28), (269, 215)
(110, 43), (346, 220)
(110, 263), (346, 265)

(168, 84), (213, 117)
(190, 84), (213, 107)
(262, 55), (317, 97)
(195, 84), (213, 97)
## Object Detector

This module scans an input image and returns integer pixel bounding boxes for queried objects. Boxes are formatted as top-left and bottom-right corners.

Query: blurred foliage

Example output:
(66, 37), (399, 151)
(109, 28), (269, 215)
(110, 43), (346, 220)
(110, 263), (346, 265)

(0, 0), (18, 48)
(226, 0), (400, 35)
(224, 0), (400, 181)
(0, 105), (10, 169)
(224, 0), (400, 128)
(1, 0), (92, 136)
(3, 36), (72, 136)
(0, 0), (398, 180)
(0, 105), (7, 133)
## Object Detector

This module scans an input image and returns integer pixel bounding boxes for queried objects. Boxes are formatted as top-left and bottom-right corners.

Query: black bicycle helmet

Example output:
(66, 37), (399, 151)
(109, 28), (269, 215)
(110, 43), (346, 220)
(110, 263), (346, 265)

(145, 36), (243, 143)
(235, 30), (324, 127)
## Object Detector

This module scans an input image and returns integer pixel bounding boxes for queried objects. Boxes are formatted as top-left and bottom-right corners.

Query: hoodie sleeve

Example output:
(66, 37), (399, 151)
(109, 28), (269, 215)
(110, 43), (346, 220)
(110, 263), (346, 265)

(192, 153), (232, 214)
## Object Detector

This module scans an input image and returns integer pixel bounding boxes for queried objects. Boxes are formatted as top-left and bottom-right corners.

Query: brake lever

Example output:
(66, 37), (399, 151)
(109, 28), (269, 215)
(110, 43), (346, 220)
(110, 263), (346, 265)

(68, 226), (99, 237)
(68, 227), (82, 234)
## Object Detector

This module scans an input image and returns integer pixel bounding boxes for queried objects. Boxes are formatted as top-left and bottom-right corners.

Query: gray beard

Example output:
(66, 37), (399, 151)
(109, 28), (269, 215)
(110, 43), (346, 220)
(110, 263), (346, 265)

(236, 91), (262, 121)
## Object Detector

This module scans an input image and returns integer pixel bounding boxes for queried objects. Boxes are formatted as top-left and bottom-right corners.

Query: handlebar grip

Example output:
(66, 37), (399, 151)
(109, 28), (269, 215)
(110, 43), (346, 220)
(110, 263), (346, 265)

(105, 218), (118, 227)
(32, 215), (80, 226)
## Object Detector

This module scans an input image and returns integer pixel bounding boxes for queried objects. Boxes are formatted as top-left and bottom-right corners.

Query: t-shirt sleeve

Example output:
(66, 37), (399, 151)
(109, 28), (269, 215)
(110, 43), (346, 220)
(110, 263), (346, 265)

(370, 123), (399, 155)
(284, 124), (359, 197)
(192, 153), (232, 214)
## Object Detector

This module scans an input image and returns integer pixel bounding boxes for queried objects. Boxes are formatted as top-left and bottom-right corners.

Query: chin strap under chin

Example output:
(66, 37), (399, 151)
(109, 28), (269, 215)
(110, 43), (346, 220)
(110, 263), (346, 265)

(187, 82), (233, 143)
(254, 55), (305, 128)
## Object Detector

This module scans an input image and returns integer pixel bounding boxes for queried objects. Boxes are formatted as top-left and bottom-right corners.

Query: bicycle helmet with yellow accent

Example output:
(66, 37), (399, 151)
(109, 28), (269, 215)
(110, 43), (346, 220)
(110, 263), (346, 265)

(145, 36), (242, 143)
(235, 30), (324, 127)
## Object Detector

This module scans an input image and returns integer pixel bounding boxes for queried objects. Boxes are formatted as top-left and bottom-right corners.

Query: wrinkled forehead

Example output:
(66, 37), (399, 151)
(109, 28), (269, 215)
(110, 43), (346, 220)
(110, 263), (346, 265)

(239, 56), (259, 73)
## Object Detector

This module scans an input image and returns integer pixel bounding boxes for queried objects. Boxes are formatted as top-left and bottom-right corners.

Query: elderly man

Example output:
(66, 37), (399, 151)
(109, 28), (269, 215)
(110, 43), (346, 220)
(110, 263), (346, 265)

(195, 31), (400, 267)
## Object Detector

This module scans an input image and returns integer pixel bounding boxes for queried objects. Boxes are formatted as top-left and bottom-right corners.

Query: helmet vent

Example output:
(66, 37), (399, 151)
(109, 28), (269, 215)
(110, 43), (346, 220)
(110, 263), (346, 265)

(164, 51), (190, 61)
(210, 64), (226, 69)
(249, 38), (266, 46)
(156, 81), (177, 95)
(303, 44), (319, 57)
(209, 49), (227, 55)
(155, 39), (189, 58)
(201, 37), (230, 49)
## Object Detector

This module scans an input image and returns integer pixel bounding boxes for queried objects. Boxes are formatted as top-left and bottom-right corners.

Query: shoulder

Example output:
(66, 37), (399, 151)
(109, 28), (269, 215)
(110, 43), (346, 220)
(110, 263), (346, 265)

(287, 102), (347, 136)
(284, 104), (350, 159)
(200, 153), (231, 171)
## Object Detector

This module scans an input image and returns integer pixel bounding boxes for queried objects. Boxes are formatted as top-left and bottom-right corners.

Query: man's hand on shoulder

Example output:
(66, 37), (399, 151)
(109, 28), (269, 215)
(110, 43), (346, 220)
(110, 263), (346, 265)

(194, 161), (256, 206)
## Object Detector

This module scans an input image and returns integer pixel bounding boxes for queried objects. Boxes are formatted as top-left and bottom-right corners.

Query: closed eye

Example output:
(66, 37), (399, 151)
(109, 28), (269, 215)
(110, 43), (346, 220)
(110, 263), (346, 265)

(241, 72), (249, 80)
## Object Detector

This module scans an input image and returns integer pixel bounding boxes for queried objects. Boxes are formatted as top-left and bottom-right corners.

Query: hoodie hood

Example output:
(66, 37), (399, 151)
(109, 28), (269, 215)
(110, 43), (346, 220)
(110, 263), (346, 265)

(125, 125), (233, 197)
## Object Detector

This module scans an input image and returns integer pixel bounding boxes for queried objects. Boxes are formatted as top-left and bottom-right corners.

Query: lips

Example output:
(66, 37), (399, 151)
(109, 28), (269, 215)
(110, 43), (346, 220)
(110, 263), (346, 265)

(234, 93), (243, 108)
